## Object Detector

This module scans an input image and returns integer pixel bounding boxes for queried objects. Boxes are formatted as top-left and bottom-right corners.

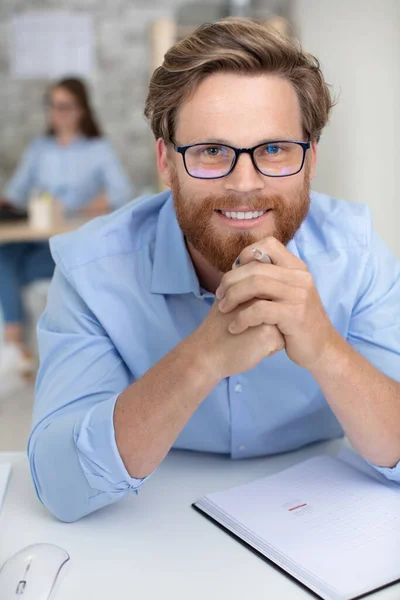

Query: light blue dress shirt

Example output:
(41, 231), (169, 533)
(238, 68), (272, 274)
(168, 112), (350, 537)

(28, 190), (400, 522)
(5, 135), (133, 210)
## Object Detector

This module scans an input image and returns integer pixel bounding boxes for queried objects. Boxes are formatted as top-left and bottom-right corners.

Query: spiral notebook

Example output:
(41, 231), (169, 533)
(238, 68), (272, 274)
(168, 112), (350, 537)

(193, 452), (400, 600)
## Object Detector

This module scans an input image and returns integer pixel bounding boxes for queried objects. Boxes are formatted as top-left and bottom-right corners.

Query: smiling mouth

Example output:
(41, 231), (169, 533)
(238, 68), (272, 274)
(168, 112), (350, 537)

(216, 209), (271, 220)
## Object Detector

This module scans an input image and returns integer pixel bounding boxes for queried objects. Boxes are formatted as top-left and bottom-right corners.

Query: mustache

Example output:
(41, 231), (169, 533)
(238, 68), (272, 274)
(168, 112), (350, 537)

(200, 193), (284, 212)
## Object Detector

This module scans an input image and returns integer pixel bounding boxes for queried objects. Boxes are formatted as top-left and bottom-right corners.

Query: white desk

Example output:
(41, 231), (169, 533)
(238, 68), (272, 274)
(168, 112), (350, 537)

(1, 441), (399, 600)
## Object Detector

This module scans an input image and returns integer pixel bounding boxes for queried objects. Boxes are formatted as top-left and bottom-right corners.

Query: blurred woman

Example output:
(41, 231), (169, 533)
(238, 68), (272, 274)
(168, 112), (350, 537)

(0, 77), (133, 382)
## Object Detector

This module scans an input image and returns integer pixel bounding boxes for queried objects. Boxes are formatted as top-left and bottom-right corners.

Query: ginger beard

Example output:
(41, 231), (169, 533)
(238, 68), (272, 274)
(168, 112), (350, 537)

(171, 165), (311, 273)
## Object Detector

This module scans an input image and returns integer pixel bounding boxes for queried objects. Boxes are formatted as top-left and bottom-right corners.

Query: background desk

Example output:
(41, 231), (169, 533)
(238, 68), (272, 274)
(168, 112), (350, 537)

(1, 441), (399, 600)
(0, 217), (95, 243)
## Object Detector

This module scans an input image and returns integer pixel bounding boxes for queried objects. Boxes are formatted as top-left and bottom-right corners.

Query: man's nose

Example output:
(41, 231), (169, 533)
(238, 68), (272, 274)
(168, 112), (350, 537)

(223, 152), (265, 193)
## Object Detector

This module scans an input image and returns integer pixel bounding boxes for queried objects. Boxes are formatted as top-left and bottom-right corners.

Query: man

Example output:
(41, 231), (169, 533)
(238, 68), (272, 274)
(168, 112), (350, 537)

(29, 18), (400, 522)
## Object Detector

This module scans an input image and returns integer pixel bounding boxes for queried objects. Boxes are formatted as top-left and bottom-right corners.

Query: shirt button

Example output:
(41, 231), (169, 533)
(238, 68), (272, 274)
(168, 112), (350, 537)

(239, 445), (247, 451)
(234, 383), (242, 393)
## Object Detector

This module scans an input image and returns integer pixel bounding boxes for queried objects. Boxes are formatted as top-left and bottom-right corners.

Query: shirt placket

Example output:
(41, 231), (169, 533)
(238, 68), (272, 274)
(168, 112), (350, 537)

(229, 375), (254, 458)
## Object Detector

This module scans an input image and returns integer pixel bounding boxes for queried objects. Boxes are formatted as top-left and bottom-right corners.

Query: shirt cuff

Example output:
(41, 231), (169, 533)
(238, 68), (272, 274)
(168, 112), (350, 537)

(73, 393), (151, 494)
(368, 457), (400, 484)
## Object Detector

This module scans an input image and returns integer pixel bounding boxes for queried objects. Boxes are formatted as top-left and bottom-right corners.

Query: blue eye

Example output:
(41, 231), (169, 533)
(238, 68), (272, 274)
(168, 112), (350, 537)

(266, 144), (281, 155)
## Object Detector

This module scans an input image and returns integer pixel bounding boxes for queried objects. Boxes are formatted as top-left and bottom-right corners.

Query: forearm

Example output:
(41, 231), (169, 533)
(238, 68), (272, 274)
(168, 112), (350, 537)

(114, 335), (220, 479)
(309, 329), (400, 467)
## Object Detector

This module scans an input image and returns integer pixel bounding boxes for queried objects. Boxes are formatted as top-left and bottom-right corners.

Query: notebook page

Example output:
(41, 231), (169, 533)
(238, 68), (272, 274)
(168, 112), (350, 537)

(201, 456), (400, 599)
(0, 463), (11, 511)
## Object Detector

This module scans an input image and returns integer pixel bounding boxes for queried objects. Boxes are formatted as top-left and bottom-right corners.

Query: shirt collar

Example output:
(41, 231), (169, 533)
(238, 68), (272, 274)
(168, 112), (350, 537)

(150, 192), (303, 296)
(286, 232), (302, 261)
(48, 133), (86, 148)
(150, 193), (201, 295)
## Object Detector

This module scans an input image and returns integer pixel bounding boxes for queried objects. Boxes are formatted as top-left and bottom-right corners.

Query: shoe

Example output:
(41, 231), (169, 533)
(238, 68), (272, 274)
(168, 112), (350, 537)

(0, 344), (27, 397)
(0, 343), (35, 378)
(20, 349), (36, 376)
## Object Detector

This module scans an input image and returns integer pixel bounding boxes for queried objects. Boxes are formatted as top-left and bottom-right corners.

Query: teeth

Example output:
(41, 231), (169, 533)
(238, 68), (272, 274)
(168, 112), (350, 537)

(220, 210), (266, 220)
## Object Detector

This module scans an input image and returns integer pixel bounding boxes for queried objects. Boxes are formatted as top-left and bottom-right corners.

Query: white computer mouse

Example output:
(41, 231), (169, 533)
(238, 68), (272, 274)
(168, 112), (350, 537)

(0, 543), (70, 600)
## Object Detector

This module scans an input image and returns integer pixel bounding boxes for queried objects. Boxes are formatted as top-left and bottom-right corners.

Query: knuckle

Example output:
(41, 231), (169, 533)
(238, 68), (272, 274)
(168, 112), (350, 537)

(261, 325), (281, 353)
(270, 338), (280, 353)
(221, 271), (233, 286)
(277, 335), (285, 350)
(248, 261), (263, 275)
(250, 273), (265, 290)
(273, 329), (285, 351)
(295, 270), (312, 289)
(300, 263), (308, 272)
(297, 287), (308, 302)
(260, 324), (272, 343)
(304, 270), (313, 282)
(223, 287), (234, 303)
(266, 236), (279, 250)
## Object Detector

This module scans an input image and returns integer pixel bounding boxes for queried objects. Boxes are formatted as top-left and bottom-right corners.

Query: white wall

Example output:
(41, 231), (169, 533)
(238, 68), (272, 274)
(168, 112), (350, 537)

(293, 0), (400, 257)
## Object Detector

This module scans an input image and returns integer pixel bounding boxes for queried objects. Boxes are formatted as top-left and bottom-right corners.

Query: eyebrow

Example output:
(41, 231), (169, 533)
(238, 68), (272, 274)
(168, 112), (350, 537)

(183, 137), (299, 146)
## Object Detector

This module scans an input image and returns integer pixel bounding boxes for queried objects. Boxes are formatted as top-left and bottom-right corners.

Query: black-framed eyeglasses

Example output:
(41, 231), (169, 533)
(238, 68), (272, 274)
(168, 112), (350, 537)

(173, 140), (311, 179)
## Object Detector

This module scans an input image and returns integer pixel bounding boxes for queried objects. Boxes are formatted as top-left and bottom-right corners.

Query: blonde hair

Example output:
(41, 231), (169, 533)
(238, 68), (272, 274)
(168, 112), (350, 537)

(144, 17), (334, 144)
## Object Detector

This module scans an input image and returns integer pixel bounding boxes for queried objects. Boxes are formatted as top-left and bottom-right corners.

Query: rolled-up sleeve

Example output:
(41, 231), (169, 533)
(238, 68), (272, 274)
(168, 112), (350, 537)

(28, 267), (149, 522)
(347, 225), (400, 483)
(367, 460), (400, 483)
(98, 141), (133, 209)
(4, 139), (41, 207)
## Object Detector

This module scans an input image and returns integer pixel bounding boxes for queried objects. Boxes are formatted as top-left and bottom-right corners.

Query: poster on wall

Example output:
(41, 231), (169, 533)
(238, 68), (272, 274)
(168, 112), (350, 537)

(9, 11), (95, 79)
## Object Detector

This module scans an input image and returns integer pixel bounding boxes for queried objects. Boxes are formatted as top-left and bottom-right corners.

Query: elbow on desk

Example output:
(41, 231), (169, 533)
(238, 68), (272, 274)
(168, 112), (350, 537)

(28, 452), (86, 523)
(36, 492), (88, 524)
(28, 449), (97, 523)
(28, 444), (127, 523)
(27, 417), (128, 523)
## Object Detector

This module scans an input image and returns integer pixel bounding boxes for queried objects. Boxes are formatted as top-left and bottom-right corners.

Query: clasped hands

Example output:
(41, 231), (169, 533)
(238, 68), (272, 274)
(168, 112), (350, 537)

(215, 236), (336, 371)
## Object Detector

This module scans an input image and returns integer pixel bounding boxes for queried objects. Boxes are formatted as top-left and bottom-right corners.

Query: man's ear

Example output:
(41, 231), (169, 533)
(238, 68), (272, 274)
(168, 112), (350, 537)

(309, 140), (318, 179)
(156, 138), (172, 188)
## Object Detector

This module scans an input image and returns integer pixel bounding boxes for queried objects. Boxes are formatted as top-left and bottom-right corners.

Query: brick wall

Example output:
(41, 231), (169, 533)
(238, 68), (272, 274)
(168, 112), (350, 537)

(0, 0), (286, 195)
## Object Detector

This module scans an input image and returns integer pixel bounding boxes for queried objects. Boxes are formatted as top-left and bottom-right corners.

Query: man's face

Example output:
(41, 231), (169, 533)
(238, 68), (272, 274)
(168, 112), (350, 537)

(157, 73), (317, 273)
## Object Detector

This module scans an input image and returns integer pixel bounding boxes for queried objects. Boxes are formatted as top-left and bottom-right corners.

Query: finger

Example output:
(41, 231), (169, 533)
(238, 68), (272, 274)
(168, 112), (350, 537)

(219, 275), (303, 313)
(217, 261), (312, 299)
(234, 322), (286, 354)
(234, 236), (307, 271)
(232, 249), (271, 269)
(229, 300), (284, 334)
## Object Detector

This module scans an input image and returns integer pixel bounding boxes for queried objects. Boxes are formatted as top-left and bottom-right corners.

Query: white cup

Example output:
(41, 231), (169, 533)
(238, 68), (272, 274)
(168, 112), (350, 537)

(28, 193), (63, 230)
